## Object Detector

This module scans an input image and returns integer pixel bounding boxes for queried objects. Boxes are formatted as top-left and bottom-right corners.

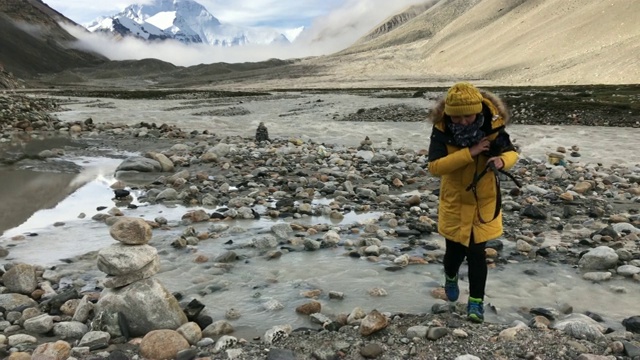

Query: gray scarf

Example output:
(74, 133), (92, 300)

(447, 113), (485, 148)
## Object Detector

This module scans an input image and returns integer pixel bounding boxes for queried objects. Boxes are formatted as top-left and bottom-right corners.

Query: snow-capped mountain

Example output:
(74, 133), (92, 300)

(86, 0), (296, 46)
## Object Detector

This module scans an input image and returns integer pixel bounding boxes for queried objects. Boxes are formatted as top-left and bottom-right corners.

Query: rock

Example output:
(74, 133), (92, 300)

(583, 272), (612, 282)
(579, 246), (619, 270)
(78, 331), (110, 350)
(97, 243), (158, 276)
(360, 343), (384, 358)
(2, 263), (37, 295)
(109, 217), (153, 245)
(23, 314), (54, 334)
(202, 320), (234, 337)
(147, 152), (174, 172)
(521, 205), (547, 220)
(32, 340), (71, 360)
(96, 278), (187, 337)
(360, 310), (388, 336)
(623, 316), (640, 333)
(213, 335), (238, 353)
(255, 122), (270, 142)
(116, 156), (162, 172)
(176, 322), (202, 345)
(616, 265), (640, 276)
(264, 324), (292, 344)
(573, 181), (593, 194)
(406, 325), (428, 338)
(0, 293), (38, 311)
(427, 327), (449, 340)
(102, 256), (160, 288)
(552, 314), (605, 341)
(296, 301), (321, 315)
(621, 340), (640, 357)
(53, 321), (89, 339)
(139, 329), (190, 360)
(270, 223), (293, 240)
(182, 209), (210, 223)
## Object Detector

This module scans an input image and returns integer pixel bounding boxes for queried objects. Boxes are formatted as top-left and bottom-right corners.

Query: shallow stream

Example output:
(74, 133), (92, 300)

(2, 156), (639, 335)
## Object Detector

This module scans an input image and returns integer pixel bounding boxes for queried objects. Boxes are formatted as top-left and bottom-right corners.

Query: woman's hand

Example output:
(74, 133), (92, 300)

(487, 156), (505, 170)
(469, 137), (490, 156)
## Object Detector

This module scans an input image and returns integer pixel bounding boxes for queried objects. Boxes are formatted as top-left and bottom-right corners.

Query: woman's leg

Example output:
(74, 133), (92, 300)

(443, 239), (467, 278)
(466, 234), (487, 299)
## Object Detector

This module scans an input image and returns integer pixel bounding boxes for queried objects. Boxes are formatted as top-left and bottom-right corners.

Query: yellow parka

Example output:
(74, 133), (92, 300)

(427, 91), (518, 246)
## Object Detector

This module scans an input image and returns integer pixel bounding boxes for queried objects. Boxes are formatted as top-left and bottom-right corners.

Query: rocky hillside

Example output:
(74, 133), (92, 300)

(155, 0), (640, 89)
(0, 0), (105, 79)
(308, 0), (640, 86)
(350, 1), (440, 47)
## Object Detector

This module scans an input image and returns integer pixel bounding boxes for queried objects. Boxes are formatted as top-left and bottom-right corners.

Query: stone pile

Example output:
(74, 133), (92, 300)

(94, 217), (187, 338)
(0, 94), (62, 132)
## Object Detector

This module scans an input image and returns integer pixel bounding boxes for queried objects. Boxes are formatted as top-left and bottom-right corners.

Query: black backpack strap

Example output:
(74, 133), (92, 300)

(466, 162), (521, 224)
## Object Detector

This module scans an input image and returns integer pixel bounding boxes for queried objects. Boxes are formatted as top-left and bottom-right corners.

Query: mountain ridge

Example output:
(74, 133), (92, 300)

(86, 0), (293, 46)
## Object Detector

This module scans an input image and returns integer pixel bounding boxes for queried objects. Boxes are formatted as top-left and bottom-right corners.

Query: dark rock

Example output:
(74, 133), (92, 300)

(530, 308), (557, 320)
(485, 239), (504, 251)
(184, 299), (205, 321)
(585, 311), (604, 322)
(623, 316), (640, 333)
(42, 288), (79, 314)
(113, 189), (130, 199)
(196, 314), (213, 330)
(256, 122), (270, 142)
(385, 266), (404, 272)
(408, 222), (432, 233)
(176, 348), (198, 360)
(563, 206), (576, 218)
(594, 226), (619, 240)
(622, 340), (640, 358)
(521, 205), (547, 220)
(536, 247), (551, 257)
(426, 327), (449, 340)
(323, 321), (342, 332)
(395, 229), (421, 237)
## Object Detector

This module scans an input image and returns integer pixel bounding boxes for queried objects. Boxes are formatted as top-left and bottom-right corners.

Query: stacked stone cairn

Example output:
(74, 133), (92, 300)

(94, 217), (187, 338)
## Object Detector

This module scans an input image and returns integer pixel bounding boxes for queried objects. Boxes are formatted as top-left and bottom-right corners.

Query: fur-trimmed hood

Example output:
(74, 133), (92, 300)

(428, 90), (510, 125)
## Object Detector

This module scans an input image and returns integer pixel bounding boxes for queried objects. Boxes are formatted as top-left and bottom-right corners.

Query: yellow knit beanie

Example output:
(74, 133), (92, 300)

(444, 82), (483, 116)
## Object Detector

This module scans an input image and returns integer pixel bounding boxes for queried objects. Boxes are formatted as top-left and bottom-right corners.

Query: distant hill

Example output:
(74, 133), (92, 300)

(157, 0), (640, 88)
(0, 0), (106, 80)
(307, 0), (640, 86)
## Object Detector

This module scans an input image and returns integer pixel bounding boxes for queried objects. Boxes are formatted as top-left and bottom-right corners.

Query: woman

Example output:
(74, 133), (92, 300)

(427, 82), (518, 323)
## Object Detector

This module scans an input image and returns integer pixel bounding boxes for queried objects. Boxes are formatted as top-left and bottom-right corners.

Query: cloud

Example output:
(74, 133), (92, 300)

(202, 0), (344, 27)
(59, 0), (428, 66)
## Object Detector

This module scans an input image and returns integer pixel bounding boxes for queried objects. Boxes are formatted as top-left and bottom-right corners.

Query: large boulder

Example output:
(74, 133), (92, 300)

(96, 278), (187, 337)
(578, 246), (619, 270)
(0, 293), (38, 311)
(116, 157), (162, 173)
(2, 263), (37, 294)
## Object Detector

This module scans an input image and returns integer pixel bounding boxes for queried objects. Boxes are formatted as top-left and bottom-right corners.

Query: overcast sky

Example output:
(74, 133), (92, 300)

(44, 0), (428, 65)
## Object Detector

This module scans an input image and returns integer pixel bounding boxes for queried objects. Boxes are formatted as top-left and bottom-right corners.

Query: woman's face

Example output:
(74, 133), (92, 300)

(450, 114), (477, 126)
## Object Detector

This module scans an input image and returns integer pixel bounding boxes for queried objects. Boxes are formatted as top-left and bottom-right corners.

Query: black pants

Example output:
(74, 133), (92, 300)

(444, 233), (487, 299)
